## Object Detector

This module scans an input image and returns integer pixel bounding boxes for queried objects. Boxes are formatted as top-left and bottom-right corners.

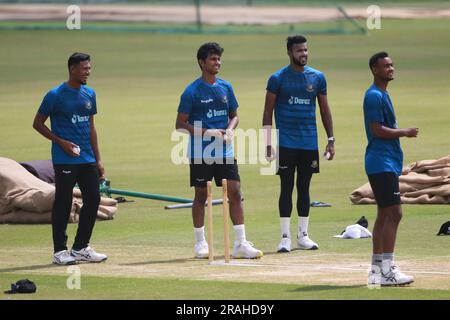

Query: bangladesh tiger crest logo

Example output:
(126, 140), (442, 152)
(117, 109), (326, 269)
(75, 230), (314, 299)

(221, 96), (228, 104)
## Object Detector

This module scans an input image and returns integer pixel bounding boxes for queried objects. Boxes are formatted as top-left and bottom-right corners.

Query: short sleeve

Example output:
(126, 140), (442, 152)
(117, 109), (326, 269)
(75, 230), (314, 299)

(318, 72), (327, 96)
(37, 91), (56, 117)
(227, 83), (239, 112)
(364, 92), (384, 124)
(177, 89), (193, 114)
(90, 90), (97, 115)
(266, 74), (281, 95)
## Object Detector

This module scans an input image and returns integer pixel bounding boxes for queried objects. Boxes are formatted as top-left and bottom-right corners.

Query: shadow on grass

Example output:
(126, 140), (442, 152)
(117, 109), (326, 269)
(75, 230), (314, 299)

(120, 253), (266, 266)
(291, 285), (366, 292)
(0, 263), (55, 273)
(120, 250), (311, 266)
(248, 249), (320, 258)
(120, 257), (201, 266)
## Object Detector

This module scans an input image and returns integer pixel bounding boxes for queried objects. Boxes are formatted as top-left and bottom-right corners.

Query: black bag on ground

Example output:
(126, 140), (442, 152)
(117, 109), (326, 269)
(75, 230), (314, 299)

(4, 279), (37, 294)
(356, 216), (369, 229)
(437, 221), (450, 235)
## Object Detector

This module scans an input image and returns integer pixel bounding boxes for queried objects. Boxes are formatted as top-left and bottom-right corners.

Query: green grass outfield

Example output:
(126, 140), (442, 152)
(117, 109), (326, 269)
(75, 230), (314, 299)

(1, 273), (450, 300)
(1, 19), (450, 300)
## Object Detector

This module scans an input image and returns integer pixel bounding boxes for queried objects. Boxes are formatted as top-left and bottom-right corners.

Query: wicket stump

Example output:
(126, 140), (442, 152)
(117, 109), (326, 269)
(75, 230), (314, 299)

(207, 179), (231, 263)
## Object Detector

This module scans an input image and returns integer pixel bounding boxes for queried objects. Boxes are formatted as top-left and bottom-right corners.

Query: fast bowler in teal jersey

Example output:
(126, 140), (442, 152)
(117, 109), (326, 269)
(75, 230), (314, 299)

(364, 84), (403, 176)
(176, 42), (263, 260)
(38, 82), (97, 164)
(267, 64), (327, 150)
(364, 52), (418, 287)
(33, 53), (107, 265)
(262, 35), (335, 253)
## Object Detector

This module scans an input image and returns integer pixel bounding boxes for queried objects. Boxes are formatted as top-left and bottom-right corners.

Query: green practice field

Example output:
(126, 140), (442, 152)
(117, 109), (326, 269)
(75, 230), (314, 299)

(1, 18), (450, 300)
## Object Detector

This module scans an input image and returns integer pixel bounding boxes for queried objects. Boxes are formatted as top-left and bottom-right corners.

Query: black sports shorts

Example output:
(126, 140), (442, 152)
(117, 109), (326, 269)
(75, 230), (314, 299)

(368, 172), (401, 208)
(276, 147), (320, 176)
(190, 158), (240, 187)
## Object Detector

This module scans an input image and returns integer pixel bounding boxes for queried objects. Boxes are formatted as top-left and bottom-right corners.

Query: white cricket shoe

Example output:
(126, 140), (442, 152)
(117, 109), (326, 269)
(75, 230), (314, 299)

(71, 246), (107, 263)
(277, 237), (291, 253)
(367, 266), (381, 289)
(381, 261), (414, 286)
(194, 240), (209, 259)
(53, 250), (76, 265)
(232, 241), (263, 259)
(297, 236), (319, 250)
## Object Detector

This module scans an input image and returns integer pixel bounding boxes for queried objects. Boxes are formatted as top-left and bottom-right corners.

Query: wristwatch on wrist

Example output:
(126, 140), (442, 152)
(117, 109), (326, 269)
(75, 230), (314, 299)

(328, 136), (335, 143)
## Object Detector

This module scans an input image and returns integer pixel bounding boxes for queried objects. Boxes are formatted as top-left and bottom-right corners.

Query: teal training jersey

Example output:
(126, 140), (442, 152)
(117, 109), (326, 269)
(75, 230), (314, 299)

(267, 65), (327, 150)
(38, 82), (97, 164)
(363, 84), (403, 176)
(178, 78), (238, 160)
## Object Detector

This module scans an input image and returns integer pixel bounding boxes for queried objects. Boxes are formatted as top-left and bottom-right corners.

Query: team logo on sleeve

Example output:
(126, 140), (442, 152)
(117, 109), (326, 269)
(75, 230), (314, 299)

(84, 101), (92, 110)
(311, 160), (318, 169)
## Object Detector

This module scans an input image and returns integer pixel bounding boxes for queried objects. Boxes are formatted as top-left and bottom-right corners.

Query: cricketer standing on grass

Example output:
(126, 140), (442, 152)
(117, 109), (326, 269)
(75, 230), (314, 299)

(364, 52), (417, 286)
(33, 52), (107, 265)
(175, 42), (263, 259)
(262, 35), (335, 253)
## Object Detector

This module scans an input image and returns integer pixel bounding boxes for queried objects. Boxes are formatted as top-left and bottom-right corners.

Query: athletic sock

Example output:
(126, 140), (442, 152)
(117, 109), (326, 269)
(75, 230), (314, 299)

(298, 216), (309, 238)
(383, 253), (394, 263)
(371, 254), (383, 271)
(233, 224), (246, 243)
(194, 226), (206, 243)
(280, 217), (291, 238)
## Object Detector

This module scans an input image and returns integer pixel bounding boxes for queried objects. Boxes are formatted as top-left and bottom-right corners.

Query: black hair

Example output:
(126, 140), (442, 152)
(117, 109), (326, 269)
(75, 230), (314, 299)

(369, 52), (389, 70)
(196, 42), (224, 61)
(286, 35), (307, 51)
(68, 52), (90, 71)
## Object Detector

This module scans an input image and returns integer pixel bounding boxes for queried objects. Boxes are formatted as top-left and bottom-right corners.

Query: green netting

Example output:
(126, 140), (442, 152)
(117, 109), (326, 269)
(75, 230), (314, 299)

(0, 19), (367, 35)
(0, 0), (443, 4)
(0, 1), (367, 35)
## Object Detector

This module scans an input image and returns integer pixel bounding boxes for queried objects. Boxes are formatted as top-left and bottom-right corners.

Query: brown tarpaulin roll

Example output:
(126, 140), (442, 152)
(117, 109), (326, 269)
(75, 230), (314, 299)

(350, 155), (450, 205)
(0, 157), (118, 224)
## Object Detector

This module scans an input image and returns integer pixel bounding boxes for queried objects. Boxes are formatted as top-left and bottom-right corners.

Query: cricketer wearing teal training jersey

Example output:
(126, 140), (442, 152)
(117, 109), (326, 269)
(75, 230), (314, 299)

(262, 35), (335, 253)
(365, 51), (418, 287)
(176, 42), (263, 260)
(33, 53), (107, 265)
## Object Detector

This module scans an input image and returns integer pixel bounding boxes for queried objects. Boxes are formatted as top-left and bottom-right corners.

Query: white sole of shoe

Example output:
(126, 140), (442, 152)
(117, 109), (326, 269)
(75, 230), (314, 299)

(381, 279), (414, 287)
(298, 245), (319, 250)
(72, 257), (107, 263)
(52, 260), (77, 265)
(232, 253), (263, 259)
